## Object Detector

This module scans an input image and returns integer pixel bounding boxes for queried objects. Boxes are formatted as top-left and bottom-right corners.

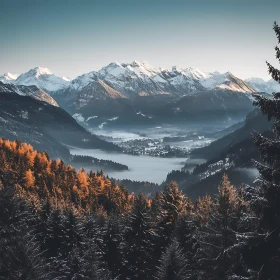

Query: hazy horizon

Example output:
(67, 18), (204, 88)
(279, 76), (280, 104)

(1, 0), (280, 80)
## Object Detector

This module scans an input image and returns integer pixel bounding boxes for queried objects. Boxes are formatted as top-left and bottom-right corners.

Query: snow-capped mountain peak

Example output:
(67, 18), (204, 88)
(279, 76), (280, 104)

(99, 62), (126, 77)
(62, 76), (71, 82)
(128, 60), (154, 69)
(245, 76), (280, 94)
(122, 60), (159, 77)
(130, 60), (142, 67)
(183, 67), (208, 80)
(246, 77), (267, 83)
(0, 72), (19, 83)
(15, 66), (70, 92)
(4, 72), (18, 80)
(32, 66), (53, 77)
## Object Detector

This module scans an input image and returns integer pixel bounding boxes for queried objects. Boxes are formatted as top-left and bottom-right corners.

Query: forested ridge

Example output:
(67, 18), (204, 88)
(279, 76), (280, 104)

(0, 134), (276, 279)
(0, 138), (259, 279)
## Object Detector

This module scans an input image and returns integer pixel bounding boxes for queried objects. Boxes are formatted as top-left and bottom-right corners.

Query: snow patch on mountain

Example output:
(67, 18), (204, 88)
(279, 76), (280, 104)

(20, 111), (29, 119)
(200, 158), (234, 180)
(72, 113), (85, 122)
(108, 116), (119, 121)
(86, 116), (98, 122)
(99, 122), (107, 129)
(136, 111), (152, 119)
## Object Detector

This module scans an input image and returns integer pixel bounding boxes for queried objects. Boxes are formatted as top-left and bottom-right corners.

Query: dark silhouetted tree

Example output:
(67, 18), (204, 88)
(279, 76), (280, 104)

(250, 21), (280, 279)
(119, 193), (155, 280)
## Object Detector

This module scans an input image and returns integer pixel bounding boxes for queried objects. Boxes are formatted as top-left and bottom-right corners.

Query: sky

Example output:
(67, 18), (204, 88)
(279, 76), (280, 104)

(1, 0), (280, 80)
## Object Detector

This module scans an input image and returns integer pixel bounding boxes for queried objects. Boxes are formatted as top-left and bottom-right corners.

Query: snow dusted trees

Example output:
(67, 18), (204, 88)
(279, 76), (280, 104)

(0, 185), (49, 279)
(249, 21), (280, 279)
(154, 242), (189, 280)
(195, 174), (249, 279)
(119, 193), (155, 280)
(153, 182), (189, 257)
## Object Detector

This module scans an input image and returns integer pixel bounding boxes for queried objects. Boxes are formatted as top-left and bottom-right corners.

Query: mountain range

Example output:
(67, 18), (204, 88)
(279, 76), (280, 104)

(0, 61), (259, 123)
(1, 61), (278, 127)
(1, 61), (256, 95)
(3, 61), (278, 97)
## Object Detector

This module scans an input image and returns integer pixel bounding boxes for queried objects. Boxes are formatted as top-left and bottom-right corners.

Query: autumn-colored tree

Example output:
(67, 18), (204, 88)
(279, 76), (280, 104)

(24, 169), (35, 188)
(77, 168), (89, 188)
(0, 138), (135, 214)
(196, 194), (213, 225)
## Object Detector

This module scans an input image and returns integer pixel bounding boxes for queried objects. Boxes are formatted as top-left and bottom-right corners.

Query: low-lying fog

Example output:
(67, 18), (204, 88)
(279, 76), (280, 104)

(73, 122), (241, 183)
(69, 147), (186, 184)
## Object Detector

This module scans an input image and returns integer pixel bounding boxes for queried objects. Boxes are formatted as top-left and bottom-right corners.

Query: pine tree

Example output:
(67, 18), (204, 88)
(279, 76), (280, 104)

(47, 209), (86, 279)
(154, 242), (190, 280)
(36, 200), (52, 248)
(80, 240), (112, 280)
(153, 182), (188, 261)
(43, 208), (65, 259)
(0, 185), (49, 279)
(102, 215), (122, 278)
(195, 175), (247, 279)
(249, 21), (280, 279)
(60, 208), (84, 258)
(0, 234), (49, 280)
(173, 216), (199, 279)
(195, 194), (213, 225)
(119, 193), (155, 280)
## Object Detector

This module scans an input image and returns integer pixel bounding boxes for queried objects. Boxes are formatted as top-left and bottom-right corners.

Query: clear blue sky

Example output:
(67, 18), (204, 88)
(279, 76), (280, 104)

(1, 0), (280, 80)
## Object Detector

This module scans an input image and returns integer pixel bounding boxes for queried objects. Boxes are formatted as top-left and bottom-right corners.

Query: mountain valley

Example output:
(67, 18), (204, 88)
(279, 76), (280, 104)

(0, 60), (275, 191)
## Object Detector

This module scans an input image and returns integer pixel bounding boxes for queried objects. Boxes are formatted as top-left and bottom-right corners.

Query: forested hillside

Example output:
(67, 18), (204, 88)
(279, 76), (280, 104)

(0, 138), (131, 215)
(0, 134), (276, 279)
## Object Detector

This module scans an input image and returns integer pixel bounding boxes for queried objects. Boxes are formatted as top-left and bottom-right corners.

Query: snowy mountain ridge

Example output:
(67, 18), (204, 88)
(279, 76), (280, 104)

(1, 67), (70, 92)
(0, 72), (19, 83)
(245, 77), (280, 94)
(2, 61), (258, 97)
(61, 61), (255, 100)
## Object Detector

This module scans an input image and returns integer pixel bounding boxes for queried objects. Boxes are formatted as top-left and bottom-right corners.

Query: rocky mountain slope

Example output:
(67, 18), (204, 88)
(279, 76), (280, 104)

(154, 88), (254, 122)
(165, 107), (272, 199)
(0, 82), (58, 106)
(190, 107), (271, 160)
(0, 88), (120, 159)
